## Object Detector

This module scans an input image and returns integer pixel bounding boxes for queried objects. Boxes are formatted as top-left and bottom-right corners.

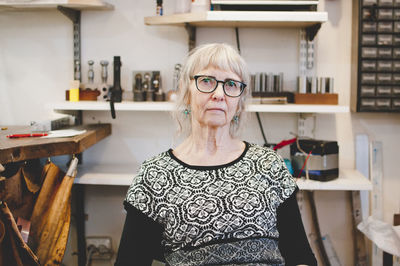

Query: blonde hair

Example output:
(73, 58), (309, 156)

(172, 43), (250, 137)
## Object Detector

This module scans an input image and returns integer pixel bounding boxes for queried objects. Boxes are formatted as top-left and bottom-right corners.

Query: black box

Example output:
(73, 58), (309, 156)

(290, 139), (339, 181)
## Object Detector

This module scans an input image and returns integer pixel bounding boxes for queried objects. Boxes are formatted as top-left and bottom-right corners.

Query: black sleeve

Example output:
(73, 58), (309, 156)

(114, 201), (164, 266)
(277, 188), (317, 266)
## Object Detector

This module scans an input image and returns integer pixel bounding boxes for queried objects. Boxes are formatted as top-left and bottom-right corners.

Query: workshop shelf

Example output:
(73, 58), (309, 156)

(0, 124), (111, 164)
(0, 0), (113, 11)
(296, 169), (372, 191)
(48, 101), (349, 114)
(74, 163), (372, 191)
(144, 11), (328, 28)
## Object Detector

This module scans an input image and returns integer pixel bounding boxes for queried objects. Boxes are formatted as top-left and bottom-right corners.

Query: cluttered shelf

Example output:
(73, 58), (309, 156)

(48, 101), (349, 113)
(0, 124), (111, 164)
(144, 11), (328, 28)
(74, 163), (372, 191)
(0, 0), (113, 11)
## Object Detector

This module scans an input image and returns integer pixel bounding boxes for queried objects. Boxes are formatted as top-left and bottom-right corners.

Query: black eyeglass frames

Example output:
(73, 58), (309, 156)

(193, 75), (246, 97)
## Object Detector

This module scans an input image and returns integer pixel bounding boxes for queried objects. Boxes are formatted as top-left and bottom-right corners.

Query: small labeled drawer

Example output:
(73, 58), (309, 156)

(360, 98), (376, 108)
(362, 73), (377, 83)
(394, 35), (400, 45)
(377, 60), (392, 71)
(393, 86), (400, 95)
(363, 22), (377, 32)
(378, 22), (393, 32)
(362, 47), (378, 58)
(395, 22), (400, 33)
(363, 8), (375, 19)
(378, 0), (393, 5)
(395, 0), (400, 6)
(361, 85), (376, 96)
(378, 9), (393, 19)
(377, 73), (392, 83)
(376, 98), (391, 109)
(378, 47), (393, 58)
(363, 0), (377, 5)
(378, 34), (392, 45)
(362, 35), (377, 45)
(377, 86), (392, 95)
(393, 74), (400, 83)
(394, 9), (400, 18)
(392, 99), (400, 110)
(394, 48), (400, 58)
(362, 60), (377, 70)
(393, 61), (400, 71)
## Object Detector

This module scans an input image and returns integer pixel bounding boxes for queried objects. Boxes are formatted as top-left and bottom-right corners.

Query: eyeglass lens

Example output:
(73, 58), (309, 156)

(196, 76), (244, 97)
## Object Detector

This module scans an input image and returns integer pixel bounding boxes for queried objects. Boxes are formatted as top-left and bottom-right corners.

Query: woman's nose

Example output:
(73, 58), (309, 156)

(212, 82), (225, 100)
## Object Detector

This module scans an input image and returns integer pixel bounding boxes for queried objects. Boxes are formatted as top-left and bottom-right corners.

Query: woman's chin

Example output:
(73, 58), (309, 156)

(203, 119), (229, 129)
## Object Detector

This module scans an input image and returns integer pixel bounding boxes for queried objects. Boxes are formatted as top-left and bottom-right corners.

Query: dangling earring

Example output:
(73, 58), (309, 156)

(233, 115), (239, 124)
(183, 108), (191, 117)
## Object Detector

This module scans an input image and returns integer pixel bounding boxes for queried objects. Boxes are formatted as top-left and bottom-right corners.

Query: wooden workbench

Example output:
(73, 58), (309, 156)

(0, 124), (111, 164)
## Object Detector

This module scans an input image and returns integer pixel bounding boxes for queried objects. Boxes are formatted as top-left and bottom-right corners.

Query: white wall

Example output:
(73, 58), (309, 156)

(1, 0), (399, 265)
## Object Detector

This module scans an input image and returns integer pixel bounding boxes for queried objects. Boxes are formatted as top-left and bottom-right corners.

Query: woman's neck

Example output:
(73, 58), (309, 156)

(173, 123), (244, 166)
(189, 124), (232, 154)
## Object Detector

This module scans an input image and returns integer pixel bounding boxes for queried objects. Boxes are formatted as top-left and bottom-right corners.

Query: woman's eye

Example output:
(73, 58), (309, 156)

(201, 78), (211, 83)
(226, 80), (237, 87)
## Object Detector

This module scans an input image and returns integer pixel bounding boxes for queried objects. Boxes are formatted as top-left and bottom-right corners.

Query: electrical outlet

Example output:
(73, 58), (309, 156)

(86, 236), (113, 260)
(297, 114), (315, 138)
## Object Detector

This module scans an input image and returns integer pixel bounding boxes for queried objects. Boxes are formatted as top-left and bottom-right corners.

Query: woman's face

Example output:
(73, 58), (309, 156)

(189, 66), (241, 131)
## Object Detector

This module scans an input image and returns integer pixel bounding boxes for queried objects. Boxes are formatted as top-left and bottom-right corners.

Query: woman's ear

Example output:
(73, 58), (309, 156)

(236, 97), (243, 114)
(185, 87), (192, 106)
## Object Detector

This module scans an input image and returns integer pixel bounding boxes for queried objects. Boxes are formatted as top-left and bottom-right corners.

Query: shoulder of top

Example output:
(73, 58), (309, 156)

(247, 142), (275, 154)
(246, 142), (285, 163)
(139, 150), (171, 169)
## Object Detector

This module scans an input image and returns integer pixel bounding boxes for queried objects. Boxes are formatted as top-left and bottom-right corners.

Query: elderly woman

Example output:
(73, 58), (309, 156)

(115, 43), (317, 266)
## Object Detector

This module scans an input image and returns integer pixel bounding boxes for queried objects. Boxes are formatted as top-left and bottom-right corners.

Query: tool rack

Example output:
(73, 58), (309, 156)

(352, 0), (400, 112)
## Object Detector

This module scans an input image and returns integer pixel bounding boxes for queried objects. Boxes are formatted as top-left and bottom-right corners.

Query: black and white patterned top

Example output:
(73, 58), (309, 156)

(125, 142), (298, 265)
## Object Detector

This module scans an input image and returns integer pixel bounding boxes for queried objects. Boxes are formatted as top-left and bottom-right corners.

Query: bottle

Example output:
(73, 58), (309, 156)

(133, 72), (145, 101)
(143, 72), (153, 101)
(156, 0), (163, 16)
(69, 80), (80, 102)
(154, 74), (165, 101)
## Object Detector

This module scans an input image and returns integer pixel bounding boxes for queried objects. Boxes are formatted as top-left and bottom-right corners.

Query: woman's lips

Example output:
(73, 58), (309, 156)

(207, 108), (225, 112)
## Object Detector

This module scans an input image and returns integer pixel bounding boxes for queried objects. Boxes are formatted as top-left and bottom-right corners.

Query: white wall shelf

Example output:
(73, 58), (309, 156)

(0, 0), (113, 11)
(49, 101), (349, 113)
(296, 169), (372, 191)
(74, 164), (372, 191)
(75, 164), (138, 186)
(144, 11), (328, 28)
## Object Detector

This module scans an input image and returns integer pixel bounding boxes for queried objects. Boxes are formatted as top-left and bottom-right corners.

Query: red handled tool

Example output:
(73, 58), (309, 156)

(6, 133), (48, 139)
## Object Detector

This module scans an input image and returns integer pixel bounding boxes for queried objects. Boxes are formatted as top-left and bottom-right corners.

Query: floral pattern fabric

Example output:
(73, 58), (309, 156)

(125, 142), (297, 265)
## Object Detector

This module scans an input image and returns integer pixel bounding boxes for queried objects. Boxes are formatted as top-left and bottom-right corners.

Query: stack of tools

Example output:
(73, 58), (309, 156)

(295, 76), (338, 105)
(0, 157), (78, 265)
(251, 72), (294, 104)
(132, 71), (164, 102)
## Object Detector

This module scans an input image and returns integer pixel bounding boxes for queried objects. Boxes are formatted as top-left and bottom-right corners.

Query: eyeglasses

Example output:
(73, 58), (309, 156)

(193, 75), (246, 98)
